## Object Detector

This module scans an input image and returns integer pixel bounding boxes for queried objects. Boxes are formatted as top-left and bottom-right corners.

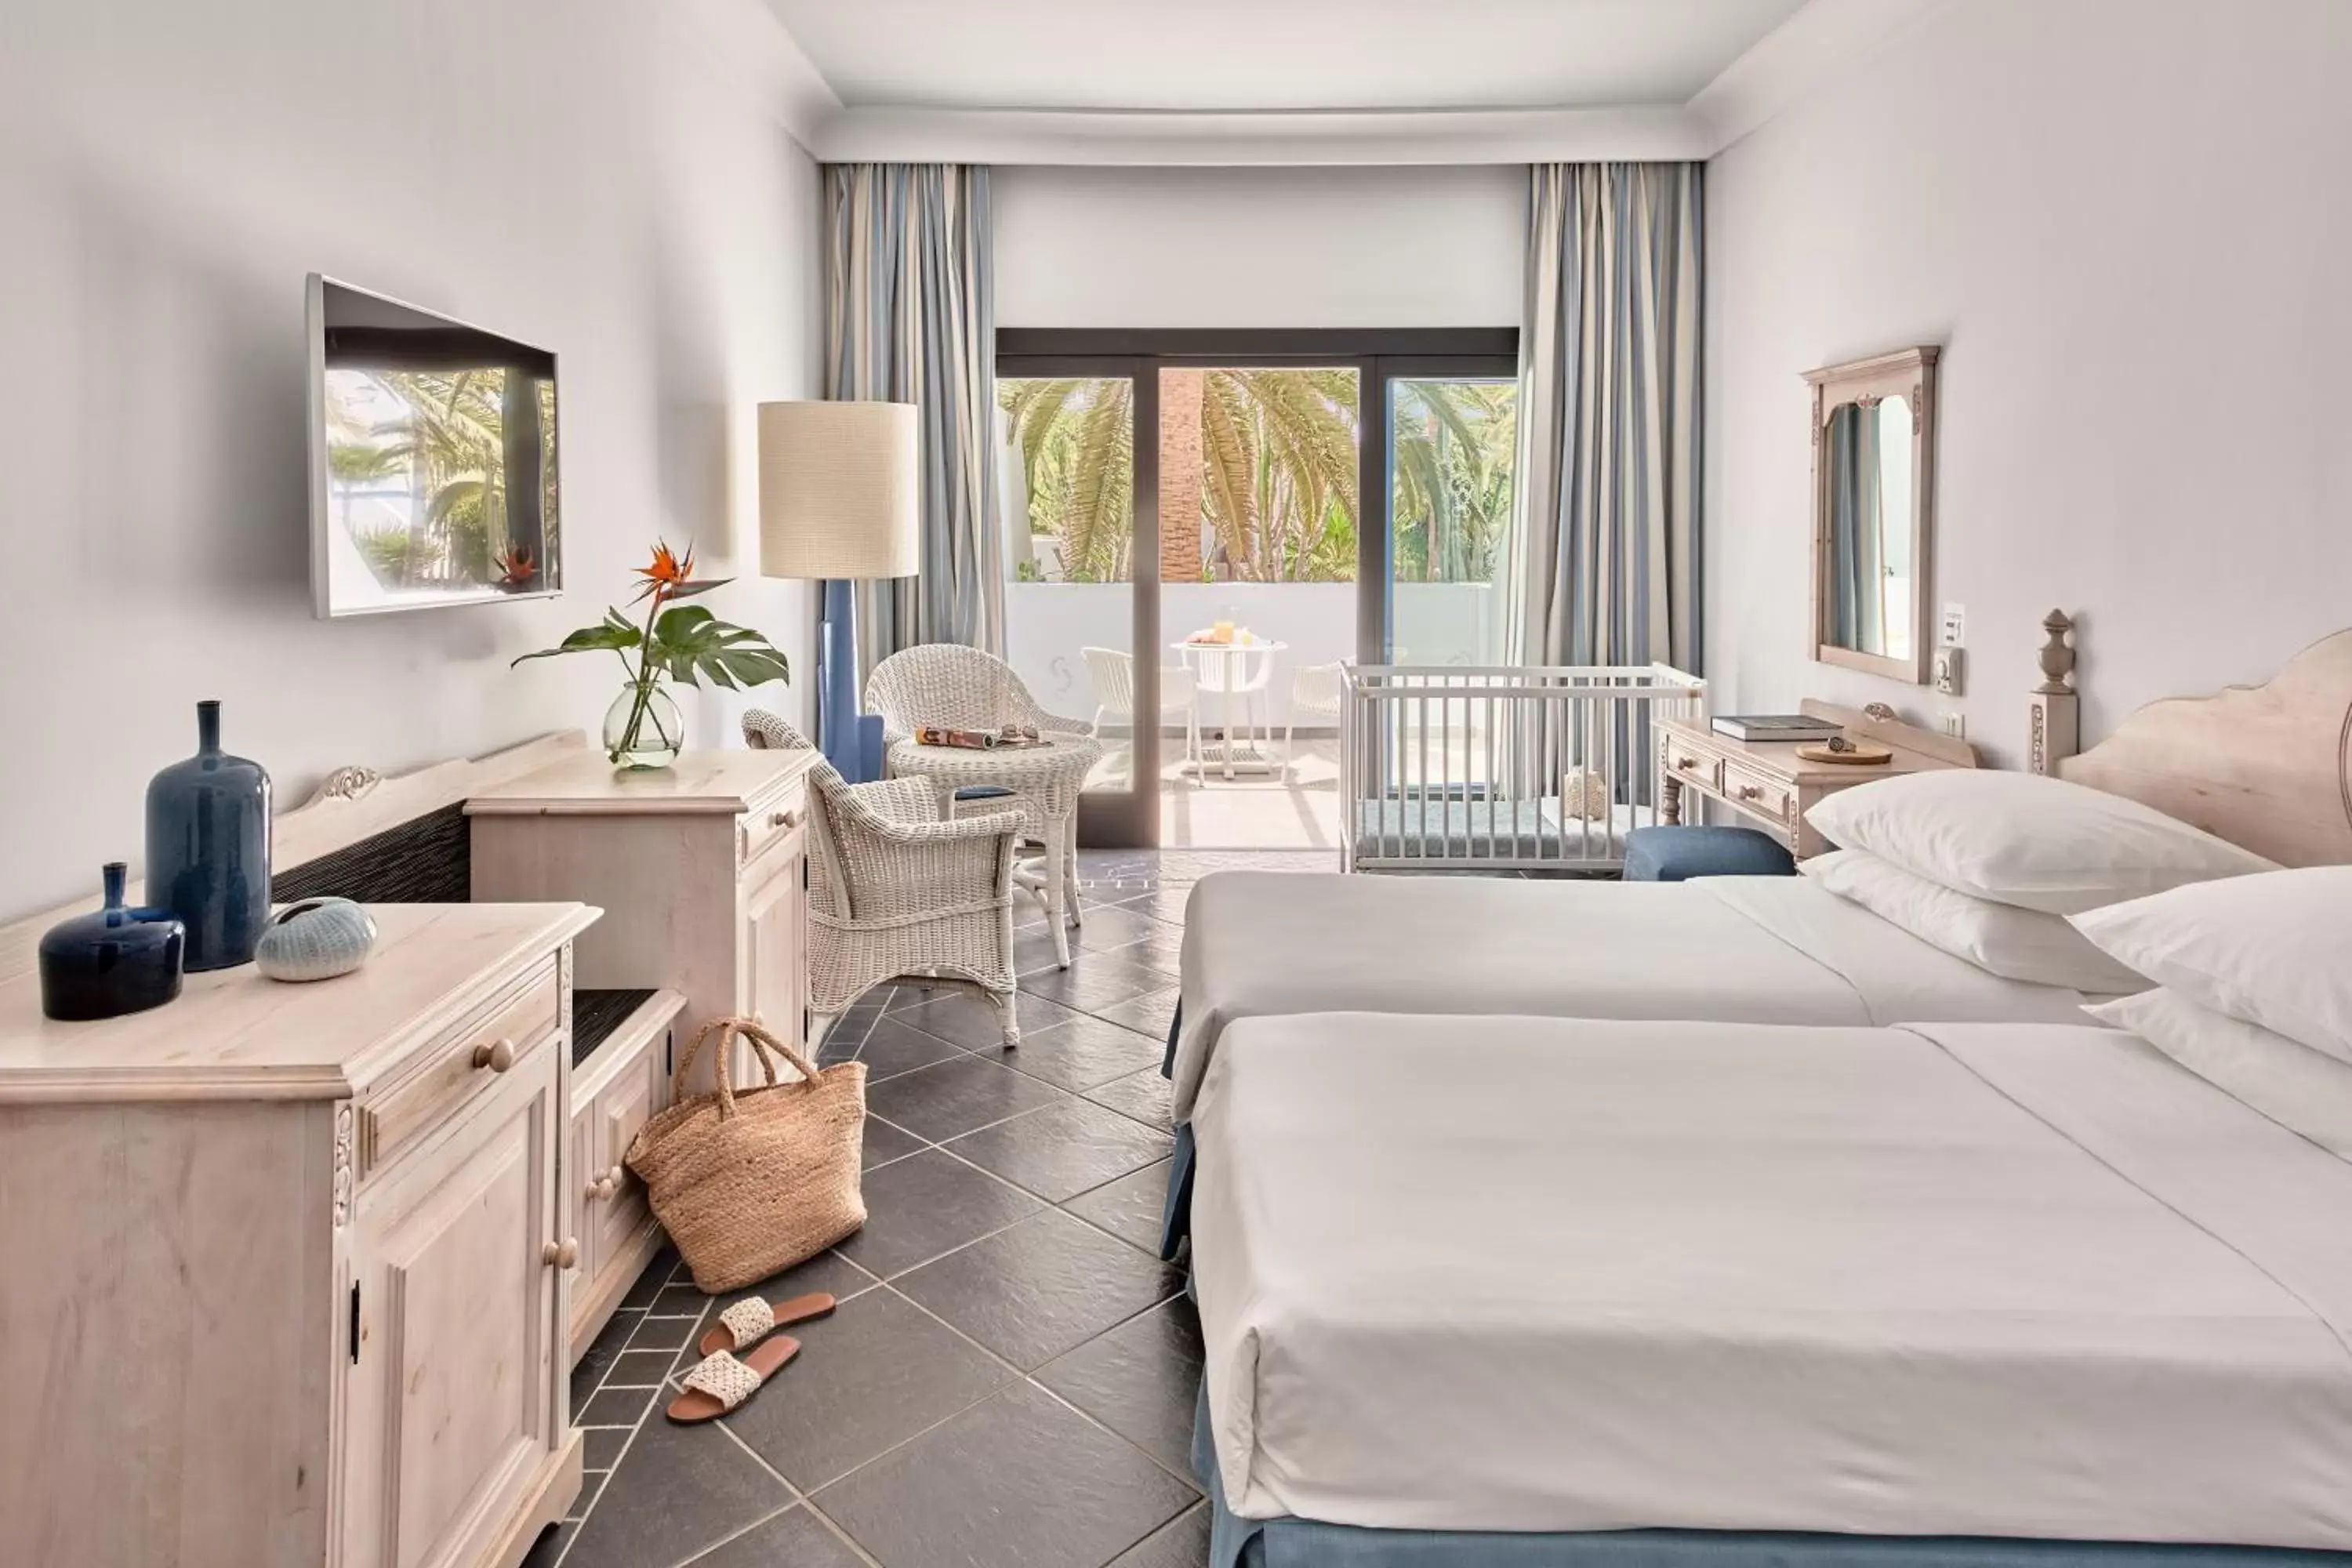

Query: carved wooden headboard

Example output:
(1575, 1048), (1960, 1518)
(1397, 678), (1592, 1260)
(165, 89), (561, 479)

(2060, 630), (2352, 866)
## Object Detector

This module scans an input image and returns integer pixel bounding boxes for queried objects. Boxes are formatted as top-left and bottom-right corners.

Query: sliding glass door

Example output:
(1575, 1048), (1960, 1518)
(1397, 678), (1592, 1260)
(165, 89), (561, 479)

(993, 363), (1158, 847)
(996, 332), (1515, 849)
(1381, 369), (1521, 669)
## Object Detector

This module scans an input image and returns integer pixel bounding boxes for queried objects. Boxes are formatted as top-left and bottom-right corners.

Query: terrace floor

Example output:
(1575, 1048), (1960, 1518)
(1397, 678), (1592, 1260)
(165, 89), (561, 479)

(1087, 735), (1345, 854)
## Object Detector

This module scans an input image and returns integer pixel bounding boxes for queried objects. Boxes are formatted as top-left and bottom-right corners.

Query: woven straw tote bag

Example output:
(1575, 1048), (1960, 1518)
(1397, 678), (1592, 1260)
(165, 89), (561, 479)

(625, 1016), (867, 1293)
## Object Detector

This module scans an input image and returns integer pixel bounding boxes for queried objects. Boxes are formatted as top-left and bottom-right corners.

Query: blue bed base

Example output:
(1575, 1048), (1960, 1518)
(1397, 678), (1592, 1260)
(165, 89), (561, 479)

(1192, 1385), (2350, 1568)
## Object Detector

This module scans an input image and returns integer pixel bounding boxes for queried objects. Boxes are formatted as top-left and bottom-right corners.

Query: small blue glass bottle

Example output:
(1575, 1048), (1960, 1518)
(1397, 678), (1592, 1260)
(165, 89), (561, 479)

(38, 862), (185, 1020)
(144, 699), (273, 971)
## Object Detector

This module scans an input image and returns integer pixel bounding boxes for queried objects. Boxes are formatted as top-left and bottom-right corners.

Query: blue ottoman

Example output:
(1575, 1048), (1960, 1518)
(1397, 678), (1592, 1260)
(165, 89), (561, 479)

(1623, 825), (1796, 882)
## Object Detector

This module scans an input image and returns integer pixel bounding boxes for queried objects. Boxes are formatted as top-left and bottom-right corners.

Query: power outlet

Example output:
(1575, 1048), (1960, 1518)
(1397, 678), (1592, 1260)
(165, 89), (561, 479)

(1940, 711), (1966, 740)
(1940, 603), (1966, 648)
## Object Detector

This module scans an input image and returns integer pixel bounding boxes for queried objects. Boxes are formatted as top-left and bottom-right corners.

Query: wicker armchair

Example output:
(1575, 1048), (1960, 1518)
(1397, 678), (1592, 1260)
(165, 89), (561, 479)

(742, 710), (1024, 1049)
(864, 644), (1093, 747)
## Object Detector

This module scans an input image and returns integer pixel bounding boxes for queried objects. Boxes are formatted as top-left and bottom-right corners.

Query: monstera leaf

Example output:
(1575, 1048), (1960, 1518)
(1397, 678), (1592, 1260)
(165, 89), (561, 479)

(647, 605), (789, 690)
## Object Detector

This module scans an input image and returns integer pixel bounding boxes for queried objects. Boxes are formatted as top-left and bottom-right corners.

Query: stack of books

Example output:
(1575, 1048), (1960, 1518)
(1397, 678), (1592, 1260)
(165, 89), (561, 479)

(1710, 713), (1846, 744)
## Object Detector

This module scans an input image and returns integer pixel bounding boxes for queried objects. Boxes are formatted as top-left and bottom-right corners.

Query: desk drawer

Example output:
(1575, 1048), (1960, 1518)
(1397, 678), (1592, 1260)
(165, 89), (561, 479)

(361, 958), (562, 1176)
(739, 780), (808, 874)
(1661, 735), (1722, 795)
(1721, 760), (1794, 826)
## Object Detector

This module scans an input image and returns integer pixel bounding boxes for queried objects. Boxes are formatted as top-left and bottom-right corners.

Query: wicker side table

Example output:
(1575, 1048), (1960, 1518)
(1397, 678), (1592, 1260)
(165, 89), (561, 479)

(886, 734), (1105, 967)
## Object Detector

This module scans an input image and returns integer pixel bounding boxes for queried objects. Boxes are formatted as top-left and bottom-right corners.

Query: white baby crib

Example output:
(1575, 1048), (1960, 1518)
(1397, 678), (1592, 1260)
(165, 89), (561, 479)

(1341, 664), (1707, 873)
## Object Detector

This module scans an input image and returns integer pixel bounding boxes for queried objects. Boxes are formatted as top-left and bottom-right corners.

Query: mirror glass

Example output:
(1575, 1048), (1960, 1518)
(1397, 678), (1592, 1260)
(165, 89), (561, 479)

(1822, 394), (1915, 661)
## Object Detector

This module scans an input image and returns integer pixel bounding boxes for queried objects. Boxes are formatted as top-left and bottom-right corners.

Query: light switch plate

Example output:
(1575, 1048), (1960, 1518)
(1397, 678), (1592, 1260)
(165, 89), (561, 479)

(1940, 603), (1966, 648)
(1940, 711), (1966, 739)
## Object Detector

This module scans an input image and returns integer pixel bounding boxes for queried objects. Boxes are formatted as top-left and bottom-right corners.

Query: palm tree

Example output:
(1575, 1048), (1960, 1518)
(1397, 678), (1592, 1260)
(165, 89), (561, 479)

(999, 369), (1360, 584)
(1391, 380), (1518, 584)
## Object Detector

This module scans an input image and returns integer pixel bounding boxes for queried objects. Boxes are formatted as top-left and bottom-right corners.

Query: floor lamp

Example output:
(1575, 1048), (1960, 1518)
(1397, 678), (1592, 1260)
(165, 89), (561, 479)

(758, 401), (920, 782)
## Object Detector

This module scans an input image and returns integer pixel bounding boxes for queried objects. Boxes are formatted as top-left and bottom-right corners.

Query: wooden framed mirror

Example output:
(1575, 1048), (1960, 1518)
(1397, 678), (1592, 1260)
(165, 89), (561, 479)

(1806, 345), (1940, 684)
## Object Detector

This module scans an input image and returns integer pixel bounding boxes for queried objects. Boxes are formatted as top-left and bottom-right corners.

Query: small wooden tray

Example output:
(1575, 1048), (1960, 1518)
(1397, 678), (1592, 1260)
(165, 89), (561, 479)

(1798, 740), (1893, 766)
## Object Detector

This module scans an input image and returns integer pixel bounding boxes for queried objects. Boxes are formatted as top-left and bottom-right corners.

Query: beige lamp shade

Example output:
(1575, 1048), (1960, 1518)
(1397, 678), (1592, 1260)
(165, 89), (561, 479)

(757, 401), (921, 580)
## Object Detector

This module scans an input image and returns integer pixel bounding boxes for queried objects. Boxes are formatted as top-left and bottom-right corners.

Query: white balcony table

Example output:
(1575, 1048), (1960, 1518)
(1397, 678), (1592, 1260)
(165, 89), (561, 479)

(886, 731), (1104, 967)
(1171, 637), (1287, 782)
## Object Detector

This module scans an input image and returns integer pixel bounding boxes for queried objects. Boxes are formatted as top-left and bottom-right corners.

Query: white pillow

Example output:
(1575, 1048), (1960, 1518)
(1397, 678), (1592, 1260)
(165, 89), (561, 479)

(1802, 850), (2151, 993)
(1805, 770), (2275, 915)
(2070, 867), (2352, 1063)
(2089, 988), (2352, 1159)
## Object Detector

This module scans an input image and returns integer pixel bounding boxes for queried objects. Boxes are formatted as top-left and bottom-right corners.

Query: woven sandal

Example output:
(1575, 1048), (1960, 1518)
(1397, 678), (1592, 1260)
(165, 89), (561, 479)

(667, 1338), (800, 1424)
(697, 1292), (837, 1356)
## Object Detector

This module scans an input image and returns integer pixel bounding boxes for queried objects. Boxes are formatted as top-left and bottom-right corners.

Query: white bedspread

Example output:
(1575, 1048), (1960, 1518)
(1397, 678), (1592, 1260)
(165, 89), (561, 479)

(1192, 1014), (2352, 1547)
(1171, 872), (2100, 1120)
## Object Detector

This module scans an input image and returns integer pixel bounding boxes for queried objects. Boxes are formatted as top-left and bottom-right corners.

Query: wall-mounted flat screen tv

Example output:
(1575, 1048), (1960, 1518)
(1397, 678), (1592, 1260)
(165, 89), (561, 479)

(307, 274), (561, 616)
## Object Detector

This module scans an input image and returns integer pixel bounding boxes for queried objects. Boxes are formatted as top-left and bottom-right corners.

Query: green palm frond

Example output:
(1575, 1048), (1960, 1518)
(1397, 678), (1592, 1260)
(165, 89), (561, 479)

(1062, 387), (1134, 580)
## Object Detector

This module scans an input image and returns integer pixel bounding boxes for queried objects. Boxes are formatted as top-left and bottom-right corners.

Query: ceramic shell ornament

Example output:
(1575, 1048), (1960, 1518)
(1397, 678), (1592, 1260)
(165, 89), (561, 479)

(256, 897), (378, 982)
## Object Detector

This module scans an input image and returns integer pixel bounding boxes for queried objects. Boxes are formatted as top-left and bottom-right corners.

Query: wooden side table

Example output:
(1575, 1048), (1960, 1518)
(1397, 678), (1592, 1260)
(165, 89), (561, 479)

(1656, 700), (1976, 859)
(467, 747), (818, 1067)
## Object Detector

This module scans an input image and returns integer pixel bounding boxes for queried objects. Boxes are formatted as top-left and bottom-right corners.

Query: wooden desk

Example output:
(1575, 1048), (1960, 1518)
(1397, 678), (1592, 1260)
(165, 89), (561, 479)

(468, 748), (818, 1357)
(1657, 699), (1976, 858)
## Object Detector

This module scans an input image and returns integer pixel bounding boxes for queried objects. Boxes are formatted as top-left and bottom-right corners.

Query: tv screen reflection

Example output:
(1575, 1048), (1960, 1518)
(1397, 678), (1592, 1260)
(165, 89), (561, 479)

(311, 278), (561, 616)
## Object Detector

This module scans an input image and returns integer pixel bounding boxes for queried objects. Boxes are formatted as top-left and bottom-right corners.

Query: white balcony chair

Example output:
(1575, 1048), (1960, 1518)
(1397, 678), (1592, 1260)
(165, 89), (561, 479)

(1083, 645), (1201, 783)
(742, 710), (1024, 1049)
(1285, 659), (1350, 780)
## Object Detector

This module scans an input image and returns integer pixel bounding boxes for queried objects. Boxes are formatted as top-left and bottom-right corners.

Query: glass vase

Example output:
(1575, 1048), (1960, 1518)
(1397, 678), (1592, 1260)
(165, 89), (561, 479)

(604, 681), (684, 769)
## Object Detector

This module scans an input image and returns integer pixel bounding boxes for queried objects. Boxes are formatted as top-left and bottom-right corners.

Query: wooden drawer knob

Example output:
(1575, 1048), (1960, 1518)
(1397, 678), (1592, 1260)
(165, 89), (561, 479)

(585, 1165), (626, 1203)
(1674, 757), (1700, 771)
(770, 808), (800, 829)
(1737, 784), (1765, 800)
(473, 1038), (515, 1073)
(543, 1237), (579, 1269)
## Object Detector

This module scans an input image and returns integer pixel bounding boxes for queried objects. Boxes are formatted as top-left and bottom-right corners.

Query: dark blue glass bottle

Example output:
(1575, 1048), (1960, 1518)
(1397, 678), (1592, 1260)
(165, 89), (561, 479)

(145, 699), (273, 971)
(38, 862), (185, 1020)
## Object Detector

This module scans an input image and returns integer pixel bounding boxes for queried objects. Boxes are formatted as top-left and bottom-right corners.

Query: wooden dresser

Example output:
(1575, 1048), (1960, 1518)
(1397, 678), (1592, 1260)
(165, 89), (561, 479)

(0, 902), (597, 1568)
(1656, 699), (1977, 858)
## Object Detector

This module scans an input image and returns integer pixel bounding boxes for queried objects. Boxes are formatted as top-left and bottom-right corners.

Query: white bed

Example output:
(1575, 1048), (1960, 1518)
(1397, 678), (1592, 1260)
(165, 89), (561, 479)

(1171, 870), (2103, 1120)
(1192, 1010), (2352, 1548)
(1172, 629), (2352, 1124)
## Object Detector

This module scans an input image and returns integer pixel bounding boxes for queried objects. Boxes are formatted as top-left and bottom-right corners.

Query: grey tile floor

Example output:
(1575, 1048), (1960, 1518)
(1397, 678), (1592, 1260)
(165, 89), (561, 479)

(528, 849), (1329, 1568)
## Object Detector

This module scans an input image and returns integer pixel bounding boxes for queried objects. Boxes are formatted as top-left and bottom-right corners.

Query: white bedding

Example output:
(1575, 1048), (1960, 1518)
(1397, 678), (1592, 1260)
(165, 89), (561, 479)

(1192, 1013), (2352, 1546)
(1171, 871), (2104, 1120)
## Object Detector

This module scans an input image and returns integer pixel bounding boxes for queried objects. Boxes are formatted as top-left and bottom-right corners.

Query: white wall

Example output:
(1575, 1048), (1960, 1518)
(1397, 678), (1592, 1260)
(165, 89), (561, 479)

(1705, 0), (2352, 765)
(0, 0), (823, 919)
(994, 165), (1524, 328)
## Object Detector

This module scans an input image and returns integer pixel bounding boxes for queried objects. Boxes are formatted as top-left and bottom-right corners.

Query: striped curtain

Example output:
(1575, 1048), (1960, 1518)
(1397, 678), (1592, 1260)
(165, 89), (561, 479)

(1504, 162), (1704, 675)
(824, 163), (1004, 673)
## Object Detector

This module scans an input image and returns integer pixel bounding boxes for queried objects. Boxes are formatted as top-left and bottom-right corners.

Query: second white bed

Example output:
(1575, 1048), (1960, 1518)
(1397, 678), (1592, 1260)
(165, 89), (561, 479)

(1192, 1011), (2352, 1549)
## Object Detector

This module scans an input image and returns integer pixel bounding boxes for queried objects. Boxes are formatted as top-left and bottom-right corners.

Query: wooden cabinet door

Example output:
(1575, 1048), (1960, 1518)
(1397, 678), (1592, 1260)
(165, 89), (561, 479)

(342, 1059), (563, 1568)
(565, 1087), (599, 1344)
(742, 836), (808, 1057)
(590, 1040), (662, 1283)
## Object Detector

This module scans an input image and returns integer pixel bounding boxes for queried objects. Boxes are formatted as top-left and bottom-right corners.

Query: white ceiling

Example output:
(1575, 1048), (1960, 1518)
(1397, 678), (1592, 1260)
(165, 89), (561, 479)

(766, 0), (1811, 114)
